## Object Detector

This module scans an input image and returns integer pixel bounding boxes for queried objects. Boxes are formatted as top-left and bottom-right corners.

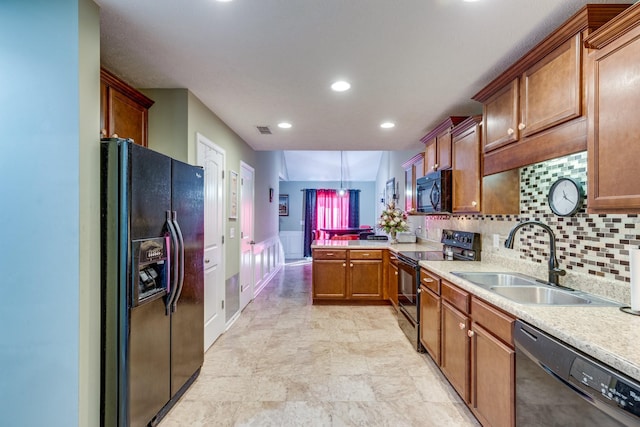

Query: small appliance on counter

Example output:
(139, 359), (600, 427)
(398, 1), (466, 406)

(396, 232), (417, 243)
(396, 229), (481, 351)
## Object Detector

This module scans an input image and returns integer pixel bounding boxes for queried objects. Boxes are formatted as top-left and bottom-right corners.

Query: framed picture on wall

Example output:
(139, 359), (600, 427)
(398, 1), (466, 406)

(386, 178), (396, 206)
(279, 194), (289, 216)
(229, 170), (238, 219)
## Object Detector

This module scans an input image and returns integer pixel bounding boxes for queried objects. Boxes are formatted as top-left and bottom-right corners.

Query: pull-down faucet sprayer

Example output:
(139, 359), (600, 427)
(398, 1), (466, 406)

(504, 220), (566, 286)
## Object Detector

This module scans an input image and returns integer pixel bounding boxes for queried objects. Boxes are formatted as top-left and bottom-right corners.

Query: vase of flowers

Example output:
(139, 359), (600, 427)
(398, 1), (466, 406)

(377, 201), (409, 244)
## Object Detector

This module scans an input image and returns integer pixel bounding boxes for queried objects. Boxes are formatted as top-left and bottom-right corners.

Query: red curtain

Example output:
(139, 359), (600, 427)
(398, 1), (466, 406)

(316, 189), (350, 239)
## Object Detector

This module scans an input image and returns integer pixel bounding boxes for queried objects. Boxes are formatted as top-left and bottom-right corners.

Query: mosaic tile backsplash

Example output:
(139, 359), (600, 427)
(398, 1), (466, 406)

(418, 151), (640, 290)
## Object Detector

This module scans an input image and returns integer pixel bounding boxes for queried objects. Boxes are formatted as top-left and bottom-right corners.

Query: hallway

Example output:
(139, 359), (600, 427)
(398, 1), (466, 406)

(160, 261), (478, 426)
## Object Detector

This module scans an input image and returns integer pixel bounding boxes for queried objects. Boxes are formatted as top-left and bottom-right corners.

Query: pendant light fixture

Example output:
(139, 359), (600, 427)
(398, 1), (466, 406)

(338, 151), (346, 196)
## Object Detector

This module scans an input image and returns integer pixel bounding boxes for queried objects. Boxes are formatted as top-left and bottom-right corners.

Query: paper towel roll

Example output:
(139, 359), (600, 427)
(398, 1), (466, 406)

(630, 248), (640, 311)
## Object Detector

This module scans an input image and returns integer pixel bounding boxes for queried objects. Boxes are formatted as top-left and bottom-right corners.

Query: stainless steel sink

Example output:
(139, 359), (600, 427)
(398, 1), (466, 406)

(489, 286), (592, 305)
(451, 271), (543, 288)
(450, 271), (620, 306)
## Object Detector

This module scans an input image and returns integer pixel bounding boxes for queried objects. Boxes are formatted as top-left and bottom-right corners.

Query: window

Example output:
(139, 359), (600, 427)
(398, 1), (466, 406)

(316, 189), (349, 239)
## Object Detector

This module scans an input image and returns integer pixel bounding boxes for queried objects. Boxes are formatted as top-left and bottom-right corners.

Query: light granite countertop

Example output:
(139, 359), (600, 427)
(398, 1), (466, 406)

(311, 239), (640, 381)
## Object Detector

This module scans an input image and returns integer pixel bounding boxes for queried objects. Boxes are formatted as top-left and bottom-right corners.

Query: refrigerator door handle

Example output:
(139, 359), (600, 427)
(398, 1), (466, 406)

(170, 210), (185, 313)
(165, 210), (180, 315)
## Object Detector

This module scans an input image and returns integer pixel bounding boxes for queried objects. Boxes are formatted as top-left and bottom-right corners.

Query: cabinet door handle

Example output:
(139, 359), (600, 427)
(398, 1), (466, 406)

(417, 288), (422, 294)
(471, 201), (477, 207)
(362, 253), (370, 256)
(468, 330), (475, 337)
(433, 163), (439, 170)
(422, 277), (434, 283)
(350, 263), (354, 268)
(507, 128), (514, 136)
(204, 259), (210, 264)
(459, 322), (465, 330)
(327, 252), (334, 256)
(518, 122), (526, 131)
(395, 272), (398, 276)
(342, 263), (346, 267)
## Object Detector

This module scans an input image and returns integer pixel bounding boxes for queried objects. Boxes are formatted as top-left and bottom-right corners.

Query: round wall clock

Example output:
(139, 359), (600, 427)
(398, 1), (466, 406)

(548, 177), (584, 216)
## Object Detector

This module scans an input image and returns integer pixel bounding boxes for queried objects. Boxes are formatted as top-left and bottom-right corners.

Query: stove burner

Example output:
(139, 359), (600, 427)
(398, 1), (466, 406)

(398, 229), (481, 264)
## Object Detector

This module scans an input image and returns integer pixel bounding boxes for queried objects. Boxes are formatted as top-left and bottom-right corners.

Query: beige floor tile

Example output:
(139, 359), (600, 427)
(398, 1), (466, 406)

(159, 262), (478, 427)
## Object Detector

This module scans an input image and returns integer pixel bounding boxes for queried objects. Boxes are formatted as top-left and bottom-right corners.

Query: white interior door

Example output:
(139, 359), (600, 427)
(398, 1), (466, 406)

(239, 162), (255, 311)
(197, 133), (225, 351)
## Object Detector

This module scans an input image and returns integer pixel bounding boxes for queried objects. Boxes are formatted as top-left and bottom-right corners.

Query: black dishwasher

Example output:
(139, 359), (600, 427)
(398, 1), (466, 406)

(515, 320), (640, 426)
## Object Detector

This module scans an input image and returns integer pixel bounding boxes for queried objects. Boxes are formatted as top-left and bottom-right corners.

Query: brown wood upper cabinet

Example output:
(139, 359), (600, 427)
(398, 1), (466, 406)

(473, 5), (629, 176)
(452, 116), (482, 214)
(402, 152), (424, 213)
(585, 3), (640, 213)
(421, 117), (467, 173)
(451, 116), (520, 215)
(483, 35), (582, 154)
(100, 67), (154, 147)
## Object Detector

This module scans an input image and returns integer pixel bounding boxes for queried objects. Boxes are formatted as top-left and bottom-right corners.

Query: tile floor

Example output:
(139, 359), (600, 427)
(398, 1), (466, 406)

(160, 261), (479, 426)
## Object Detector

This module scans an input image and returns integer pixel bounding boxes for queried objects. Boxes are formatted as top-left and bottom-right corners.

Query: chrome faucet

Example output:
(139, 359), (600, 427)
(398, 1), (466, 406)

(504, 220), (566, 286)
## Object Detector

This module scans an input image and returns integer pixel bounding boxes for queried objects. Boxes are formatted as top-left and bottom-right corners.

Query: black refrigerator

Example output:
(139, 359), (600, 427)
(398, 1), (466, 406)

(101, 138), (204, 427)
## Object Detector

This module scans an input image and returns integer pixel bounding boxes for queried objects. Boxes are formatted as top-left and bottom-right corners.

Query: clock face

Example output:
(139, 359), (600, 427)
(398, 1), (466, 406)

(548, 178), (582, 216)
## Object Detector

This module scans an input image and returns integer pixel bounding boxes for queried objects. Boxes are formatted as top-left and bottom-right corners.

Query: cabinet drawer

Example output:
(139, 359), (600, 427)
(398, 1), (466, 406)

(313, 249), (347, 260)
(420, 268), (441, 294)
(349, 250), (382, 260)
(441, 280), (469, 314)
(471, 297), (514, 346)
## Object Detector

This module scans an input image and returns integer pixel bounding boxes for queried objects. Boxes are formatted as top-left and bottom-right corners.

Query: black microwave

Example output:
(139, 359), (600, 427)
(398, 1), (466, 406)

(416, 169), (452, 214)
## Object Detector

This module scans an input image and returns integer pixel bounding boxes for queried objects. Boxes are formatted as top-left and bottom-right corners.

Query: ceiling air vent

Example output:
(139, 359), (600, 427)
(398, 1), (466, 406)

(256, 126), (272, 135)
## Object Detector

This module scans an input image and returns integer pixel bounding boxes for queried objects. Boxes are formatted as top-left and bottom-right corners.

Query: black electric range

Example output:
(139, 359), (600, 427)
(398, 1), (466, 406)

(396, 229), (481, 352)
(397, 229), (482, 264)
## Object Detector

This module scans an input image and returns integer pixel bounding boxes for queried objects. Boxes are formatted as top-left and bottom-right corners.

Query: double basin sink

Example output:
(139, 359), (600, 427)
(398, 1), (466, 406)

(450, 272), (619, 306)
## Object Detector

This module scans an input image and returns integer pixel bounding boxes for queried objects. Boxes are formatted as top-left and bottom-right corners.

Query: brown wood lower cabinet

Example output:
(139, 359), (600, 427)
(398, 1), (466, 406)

(312, 248), (384, 303)
(470, 297), (515, 427)
(312, 259), (347, 299)
(349, 258), (383, 298)
(441, 298), (470, 403)
(419, 284), (441, 364)
(470, 322), (515, 427)
(420, 268), (516, 426)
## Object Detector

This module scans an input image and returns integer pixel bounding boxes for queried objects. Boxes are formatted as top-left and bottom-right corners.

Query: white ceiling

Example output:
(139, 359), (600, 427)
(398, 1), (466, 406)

(282, 151), (383, 181)
(97, 0), (632, 180)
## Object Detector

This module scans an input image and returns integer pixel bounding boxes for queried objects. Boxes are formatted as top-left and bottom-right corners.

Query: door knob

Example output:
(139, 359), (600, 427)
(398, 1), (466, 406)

(459, 322), (465, 330)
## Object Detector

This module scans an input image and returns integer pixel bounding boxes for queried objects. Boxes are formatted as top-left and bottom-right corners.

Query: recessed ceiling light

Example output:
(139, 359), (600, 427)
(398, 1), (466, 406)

(216, 0), (234, 2)
(380, 122), (395, 129)
(463, 0), (480, 2)
(331, 81), (351, 92)
(277, 122), (292, 129)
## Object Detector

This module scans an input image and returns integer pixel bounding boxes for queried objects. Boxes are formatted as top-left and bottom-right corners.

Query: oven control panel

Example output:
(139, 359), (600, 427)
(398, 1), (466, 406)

(441, 230), (481, 261)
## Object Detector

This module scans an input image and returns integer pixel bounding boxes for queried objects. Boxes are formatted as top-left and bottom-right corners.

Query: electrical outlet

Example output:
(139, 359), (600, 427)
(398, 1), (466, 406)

(493, 234), (500, 248)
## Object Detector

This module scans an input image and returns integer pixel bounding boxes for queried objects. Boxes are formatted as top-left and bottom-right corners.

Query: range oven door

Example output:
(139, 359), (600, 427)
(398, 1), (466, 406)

(397, 257), (417, 319)
(397, 256), (422, 351)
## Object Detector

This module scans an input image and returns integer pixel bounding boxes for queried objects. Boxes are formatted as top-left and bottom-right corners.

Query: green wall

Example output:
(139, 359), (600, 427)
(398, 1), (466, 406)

(142, 88), (189, 162)
(79, 0), (101, 425)
(143, 88), (281, 279)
